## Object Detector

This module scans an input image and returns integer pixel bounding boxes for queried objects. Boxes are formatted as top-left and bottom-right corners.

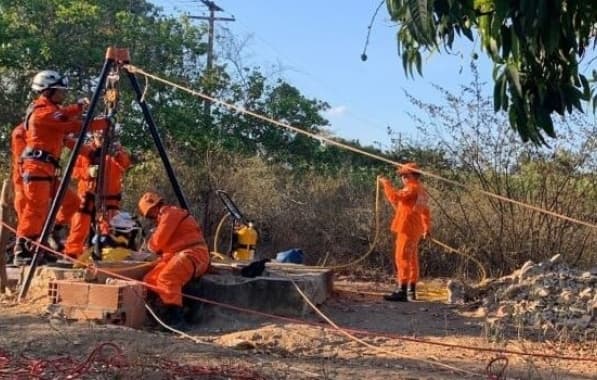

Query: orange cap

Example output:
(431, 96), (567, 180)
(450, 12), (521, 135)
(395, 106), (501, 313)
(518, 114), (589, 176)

(138, 192), (163, 217)
(398, 162), (419, 175)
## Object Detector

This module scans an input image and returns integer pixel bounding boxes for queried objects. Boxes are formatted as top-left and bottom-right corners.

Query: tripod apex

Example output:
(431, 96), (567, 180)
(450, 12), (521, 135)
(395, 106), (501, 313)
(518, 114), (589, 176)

(105, 47), (130, 63)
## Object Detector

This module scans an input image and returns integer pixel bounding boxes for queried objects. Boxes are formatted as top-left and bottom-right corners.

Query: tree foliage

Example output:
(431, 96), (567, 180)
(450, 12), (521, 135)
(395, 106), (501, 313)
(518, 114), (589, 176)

(386, 0), (597, 145)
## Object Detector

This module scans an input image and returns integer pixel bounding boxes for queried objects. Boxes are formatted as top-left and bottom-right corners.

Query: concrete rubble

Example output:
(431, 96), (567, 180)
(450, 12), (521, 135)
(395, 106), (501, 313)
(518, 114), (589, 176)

(447, 254), (596, 340)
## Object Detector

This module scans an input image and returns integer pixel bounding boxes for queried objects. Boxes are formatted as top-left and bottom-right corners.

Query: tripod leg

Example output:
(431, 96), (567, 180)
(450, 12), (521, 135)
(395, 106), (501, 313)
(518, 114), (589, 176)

(123, 69), (189, 210)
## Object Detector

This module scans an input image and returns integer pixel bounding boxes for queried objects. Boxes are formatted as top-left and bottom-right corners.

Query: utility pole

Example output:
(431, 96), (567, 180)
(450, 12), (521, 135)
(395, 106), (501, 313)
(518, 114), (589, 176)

(189, 1), (234, 244)
(189, 1), (234, 118)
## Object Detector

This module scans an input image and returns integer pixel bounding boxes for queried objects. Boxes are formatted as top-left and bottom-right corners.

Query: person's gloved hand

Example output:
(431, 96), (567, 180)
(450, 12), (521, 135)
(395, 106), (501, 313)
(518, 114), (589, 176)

(88, 165), (99, 178)
(77, 97), (90, 110)
(240, 258), (271, 278)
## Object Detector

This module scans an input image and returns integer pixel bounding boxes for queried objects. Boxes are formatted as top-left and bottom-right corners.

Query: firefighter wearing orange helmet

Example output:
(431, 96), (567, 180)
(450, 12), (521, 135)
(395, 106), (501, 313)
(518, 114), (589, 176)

(13, 70), (109, 265)
(138, 192), (210, 330)
(379, 163), (431, 302)
(63, 131), (131, 258)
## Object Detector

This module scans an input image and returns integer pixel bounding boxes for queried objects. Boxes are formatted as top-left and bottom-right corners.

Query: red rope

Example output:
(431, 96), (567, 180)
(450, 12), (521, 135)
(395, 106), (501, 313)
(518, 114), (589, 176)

(486, 356), (508, 379)
(3, 220), (596, 364)
(0, 343), (266, 379)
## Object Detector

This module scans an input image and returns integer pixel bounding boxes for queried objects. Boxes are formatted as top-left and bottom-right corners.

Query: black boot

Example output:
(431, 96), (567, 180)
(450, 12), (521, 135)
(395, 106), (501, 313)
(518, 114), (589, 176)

(384, 284), (408, 302)
(165, 306), (190, 332)
(48, 224), (67, 252)
(408, 283), (417, 301)
(12, 237), (33, 266)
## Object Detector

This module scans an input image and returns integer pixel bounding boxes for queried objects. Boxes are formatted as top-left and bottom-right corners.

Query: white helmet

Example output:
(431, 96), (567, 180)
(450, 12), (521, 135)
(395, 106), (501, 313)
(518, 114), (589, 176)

(109, 212), (138, 234)
(31, 70), (69, 93)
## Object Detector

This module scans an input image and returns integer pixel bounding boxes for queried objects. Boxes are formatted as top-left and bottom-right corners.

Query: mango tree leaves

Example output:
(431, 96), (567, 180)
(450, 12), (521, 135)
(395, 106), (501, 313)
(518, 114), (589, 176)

(386, 0), (597, 145)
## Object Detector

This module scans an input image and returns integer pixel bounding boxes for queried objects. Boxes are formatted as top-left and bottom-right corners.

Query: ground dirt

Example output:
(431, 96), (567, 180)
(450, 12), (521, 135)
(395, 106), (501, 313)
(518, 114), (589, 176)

(1, 277), (596, 379)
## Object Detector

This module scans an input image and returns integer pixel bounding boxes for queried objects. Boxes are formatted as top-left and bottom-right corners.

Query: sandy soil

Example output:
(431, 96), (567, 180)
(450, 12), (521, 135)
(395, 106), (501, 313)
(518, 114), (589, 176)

(0, 277), (595, 379)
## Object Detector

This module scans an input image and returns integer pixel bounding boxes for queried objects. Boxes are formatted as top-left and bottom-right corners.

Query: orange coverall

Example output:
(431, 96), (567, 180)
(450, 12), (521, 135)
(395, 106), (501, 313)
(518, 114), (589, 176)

(17, 96), (107, 239)
(63, 143), (131, 257)
(381, 177), (431, 285)
(11, 124), (26, 220)
(144, 206), (210, 306)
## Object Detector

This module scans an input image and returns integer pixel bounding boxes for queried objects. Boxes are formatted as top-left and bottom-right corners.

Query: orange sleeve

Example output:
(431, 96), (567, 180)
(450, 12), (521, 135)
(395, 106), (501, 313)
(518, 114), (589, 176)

(61, 103), (84, 118)
(72, 156), (88, 181)
(32, 107), (82, 134)
(420, 207), (431, 234)
(381, 180), (418, 205)
(113, 148), (131, 170)
(147, 208), (184, 254)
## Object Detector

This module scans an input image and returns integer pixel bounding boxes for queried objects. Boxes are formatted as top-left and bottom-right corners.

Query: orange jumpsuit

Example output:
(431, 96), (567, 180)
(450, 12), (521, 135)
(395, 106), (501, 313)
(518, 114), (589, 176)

(11, 124), (26, 221)
(17, 96), (107, 239)
(143, 206), (210, 306)
(382, 177), (431, 285)
(63, 143), (131, 258)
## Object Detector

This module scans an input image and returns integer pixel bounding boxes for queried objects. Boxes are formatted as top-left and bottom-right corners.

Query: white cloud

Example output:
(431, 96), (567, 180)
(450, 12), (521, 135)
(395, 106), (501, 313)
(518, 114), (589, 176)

(323, 105), (348, 117)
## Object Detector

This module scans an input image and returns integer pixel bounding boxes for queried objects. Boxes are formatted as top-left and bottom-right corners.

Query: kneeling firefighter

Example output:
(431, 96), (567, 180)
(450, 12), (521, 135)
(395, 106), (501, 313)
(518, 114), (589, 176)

(138, 192), (210, 330)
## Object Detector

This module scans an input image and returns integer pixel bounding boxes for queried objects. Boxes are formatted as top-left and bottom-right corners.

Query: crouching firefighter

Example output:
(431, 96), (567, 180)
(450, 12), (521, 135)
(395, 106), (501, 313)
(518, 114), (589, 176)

(138, 192), (210, 330)
(14, 70), (108, 265)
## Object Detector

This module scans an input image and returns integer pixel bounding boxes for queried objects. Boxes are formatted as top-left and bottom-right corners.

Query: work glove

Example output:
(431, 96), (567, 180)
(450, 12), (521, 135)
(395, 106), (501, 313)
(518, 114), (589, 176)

(88, 165), (99, 178)
(77, 97), (90, 110)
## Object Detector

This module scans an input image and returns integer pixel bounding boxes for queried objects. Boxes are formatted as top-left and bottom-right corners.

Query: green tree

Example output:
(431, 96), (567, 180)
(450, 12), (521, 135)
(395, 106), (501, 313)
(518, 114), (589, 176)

(386, 0), (597, 145)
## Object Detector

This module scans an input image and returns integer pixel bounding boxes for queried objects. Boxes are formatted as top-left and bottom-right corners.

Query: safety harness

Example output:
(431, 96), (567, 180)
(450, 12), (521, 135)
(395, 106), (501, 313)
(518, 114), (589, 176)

(20, 103), (62, 182)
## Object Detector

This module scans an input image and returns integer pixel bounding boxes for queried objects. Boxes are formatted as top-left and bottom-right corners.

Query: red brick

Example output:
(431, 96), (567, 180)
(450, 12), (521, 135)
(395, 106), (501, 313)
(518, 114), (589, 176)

(49, 279), (146, 328)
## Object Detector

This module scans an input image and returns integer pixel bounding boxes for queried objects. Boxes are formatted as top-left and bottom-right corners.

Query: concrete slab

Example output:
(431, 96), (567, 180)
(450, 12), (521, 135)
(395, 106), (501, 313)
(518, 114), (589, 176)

(184, 262), (334, 322)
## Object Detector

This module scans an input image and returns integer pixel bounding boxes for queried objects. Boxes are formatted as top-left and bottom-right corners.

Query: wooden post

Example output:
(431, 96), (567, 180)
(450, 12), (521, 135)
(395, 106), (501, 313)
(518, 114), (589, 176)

(0, 179), (14, 294)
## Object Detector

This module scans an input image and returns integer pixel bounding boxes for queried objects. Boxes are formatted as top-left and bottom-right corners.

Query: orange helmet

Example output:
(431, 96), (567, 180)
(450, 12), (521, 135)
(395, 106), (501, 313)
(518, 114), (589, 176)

(397, 162), (420, 176)
(138, 192), (163, 217)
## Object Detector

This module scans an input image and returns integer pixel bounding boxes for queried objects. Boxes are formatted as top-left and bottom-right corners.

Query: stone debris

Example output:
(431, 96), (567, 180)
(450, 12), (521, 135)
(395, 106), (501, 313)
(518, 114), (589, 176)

(447, 254), (596, 340)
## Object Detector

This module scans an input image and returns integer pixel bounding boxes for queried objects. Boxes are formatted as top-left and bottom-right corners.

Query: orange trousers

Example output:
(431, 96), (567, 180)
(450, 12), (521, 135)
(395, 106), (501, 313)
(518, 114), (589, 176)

(17, 177), (78, 238)
(63, 194), (117, 257)
(394, 232), (421, 285)
(63, 210), (92, 257)
(144, 248), (210, 306)
(13, 183), (25, 223)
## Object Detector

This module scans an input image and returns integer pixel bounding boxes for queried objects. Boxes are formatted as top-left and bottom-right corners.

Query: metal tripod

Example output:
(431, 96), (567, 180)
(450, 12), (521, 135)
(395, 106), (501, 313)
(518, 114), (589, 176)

(18, 47), (189, 301)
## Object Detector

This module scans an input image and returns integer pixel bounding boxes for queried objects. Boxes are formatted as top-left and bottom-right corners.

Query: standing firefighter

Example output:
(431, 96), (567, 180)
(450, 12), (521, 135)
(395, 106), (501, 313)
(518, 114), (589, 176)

(138, 192), (210, 330)
(11, 123), (26, 221)
(63, 131), (131, 258)
(13, 70), (108, 265)
(379, 163), (431, 302)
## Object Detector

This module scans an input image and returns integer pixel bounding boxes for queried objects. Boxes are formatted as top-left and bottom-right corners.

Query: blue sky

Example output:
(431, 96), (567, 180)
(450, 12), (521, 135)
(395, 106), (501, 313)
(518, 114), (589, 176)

(153, 0), (493, 149)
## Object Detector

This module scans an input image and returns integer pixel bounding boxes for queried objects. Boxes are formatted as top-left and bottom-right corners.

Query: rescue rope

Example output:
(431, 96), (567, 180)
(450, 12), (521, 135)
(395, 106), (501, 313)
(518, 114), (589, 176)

(4, 221), (595, 364)
(291, 280), (482, 377)
(122, 64), (597, 231)
(313, 175), (381, 270)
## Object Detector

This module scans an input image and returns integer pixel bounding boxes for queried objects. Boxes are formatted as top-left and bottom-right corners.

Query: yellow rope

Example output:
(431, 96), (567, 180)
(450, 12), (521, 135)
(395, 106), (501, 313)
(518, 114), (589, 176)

(312, 176), (382, 270)
(210, 213), (233, 262)
(430, 238), (488, 282)
(122, 64), (597, 231)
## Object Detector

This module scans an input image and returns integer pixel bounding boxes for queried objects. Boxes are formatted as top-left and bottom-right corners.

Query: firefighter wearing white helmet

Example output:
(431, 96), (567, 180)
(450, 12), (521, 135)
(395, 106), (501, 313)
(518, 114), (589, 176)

(12, 69), (109, 266)
(31, 70), (70, 93)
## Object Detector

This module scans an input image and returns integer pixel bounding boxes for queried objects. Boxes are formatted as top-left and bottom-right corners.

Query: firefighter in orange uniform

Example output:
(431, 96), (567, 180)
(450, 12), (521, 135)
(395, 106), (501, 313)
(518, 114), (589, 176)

(11, 123), (26, 221)
(13, 70), (108, 265)
(63, 131), (131, 258)
(379, 163), (431, 302)
(138, 192), (210, 329)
